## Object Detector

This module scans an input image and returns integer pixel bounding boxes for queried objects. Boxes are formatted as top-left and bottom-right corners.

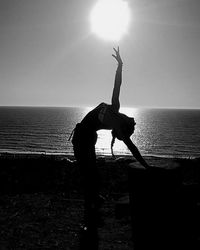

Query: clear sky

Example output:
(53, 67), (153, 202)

(0, 0), (200, 108)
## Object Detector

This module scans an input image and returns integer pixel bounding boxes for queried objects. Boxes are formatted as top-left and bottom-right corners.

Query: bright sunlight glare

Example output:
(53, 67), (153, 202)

(90, 0), (131, 41)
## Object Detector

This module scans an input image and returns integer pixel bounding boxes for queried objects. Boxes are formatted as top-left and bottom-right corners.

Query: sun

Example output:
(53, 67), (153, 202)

(90, 0), (131, 41)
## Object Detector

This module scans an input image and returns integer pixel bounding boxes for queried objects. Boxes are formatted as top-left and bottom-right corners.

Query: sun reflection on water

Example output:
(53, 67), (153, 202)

(96, 107), (139, 155)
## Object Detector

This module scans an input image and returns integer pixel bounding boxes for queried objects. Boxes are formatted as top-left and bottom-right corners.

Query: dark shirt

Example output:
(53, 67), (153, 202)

(80, 103), (106, 131)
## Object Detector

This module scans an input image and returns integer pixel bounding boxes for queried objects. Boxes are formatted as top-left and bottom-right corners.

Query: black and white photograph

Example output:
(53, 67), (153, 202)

(0, 0), (200, 249)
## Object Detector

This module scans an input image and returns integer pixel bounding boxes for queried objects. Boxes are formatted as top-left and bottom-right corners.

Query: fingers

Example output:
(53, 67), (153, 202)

(113, 46), (119, 50)
(112, 47), (122, 64)
(113, 48), (117, 54)
(113, 46), (120, 54)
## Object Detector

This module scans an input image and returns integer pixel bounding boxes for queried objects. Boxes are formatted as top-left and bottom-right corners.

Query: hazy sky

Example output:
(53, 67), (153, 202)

(0, 0), (200, 108)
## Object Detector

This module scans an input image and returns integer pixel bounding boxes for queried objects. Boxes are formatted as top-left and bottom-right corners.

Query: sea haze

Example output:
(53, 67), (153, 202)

(0, 106), (200, 158)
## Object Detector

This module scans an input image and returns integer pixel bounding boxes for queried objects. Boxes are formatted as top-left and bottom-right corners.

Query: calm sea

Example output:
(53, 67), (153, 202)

(0, 106), (200, 158)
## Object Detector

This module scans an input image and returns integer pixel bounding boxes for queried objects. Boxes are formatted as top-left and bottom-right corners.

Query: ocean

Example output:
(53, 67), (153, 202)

(0, 106), (200, 158)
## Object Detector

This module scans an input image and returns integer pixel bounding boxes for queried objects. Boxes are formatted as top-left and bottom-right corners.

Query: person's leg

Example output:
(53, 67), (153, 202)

(73, 129), (101, 226)
(78, 154), (99, 249)
(81, 148), (99, 227)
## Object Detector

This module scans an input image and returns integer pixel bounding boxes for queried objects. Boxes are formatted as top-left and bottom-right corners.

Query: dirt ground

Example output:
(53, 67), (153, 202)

(0, 155), (199, 249)
(0, 192), (134, 250)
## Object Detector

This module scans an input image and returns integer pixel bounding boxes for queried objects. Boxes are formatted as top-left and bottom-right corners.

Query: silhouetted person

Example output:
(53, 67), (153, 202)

(71, 47), (150, 234)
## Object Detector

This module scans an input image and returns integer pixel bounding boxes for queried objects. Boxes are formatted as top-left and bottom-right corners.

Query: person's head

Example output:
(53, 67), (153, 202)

(111, 114), (136, 156)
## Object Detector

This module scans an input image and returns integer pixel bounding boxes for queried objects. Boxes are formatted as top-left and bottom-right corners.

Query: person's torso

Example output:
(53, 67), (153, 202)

(80, 102), (110, 131)
(80, 103), (129, 140)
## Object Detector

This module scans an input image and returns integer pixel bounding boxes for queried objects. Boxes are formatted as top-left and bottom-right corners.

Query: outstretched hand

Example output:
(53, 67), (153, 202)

(112, 46), (123, 65)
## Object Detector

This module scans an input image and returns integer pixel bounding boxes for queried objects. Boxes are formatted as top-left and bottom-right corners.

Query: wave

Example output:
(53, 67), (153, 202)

(0, 107), (200, 159)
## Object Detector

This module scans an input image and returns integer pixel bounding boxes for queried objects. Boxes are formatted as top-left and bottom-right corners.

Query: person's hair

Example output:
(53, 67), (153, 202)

(111, 131), (116, 157)
(111, 115), (136, 156)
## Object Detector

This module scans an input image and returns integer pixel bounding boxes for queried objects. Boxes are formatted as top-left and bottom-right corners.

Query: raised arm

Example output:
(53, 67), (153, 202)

(111, 47), (123, 112)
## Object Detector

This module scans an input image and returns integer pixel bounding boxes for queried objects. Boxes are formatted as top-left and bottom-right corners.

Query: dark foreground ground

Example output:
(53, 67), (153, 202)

(0, 154), (200, 249)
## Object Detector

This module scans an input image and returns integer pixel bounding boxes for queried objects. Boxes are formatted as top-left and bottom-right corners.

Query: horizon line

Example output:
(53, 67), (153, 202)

(0, 104), (200, 110)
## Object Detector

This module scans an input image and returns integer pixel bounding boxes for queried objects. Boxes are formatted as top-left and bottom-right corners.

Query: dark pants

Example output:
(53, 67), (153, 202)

(72, 123), (99, 227)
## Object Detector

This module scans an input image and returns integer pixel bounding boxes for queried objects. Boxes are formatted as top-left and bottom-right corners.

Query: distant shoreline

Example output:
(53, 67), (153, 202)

(1, 107), (200, 159)
(0, 151), (198, 161)
(0, 105), (200, 110)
